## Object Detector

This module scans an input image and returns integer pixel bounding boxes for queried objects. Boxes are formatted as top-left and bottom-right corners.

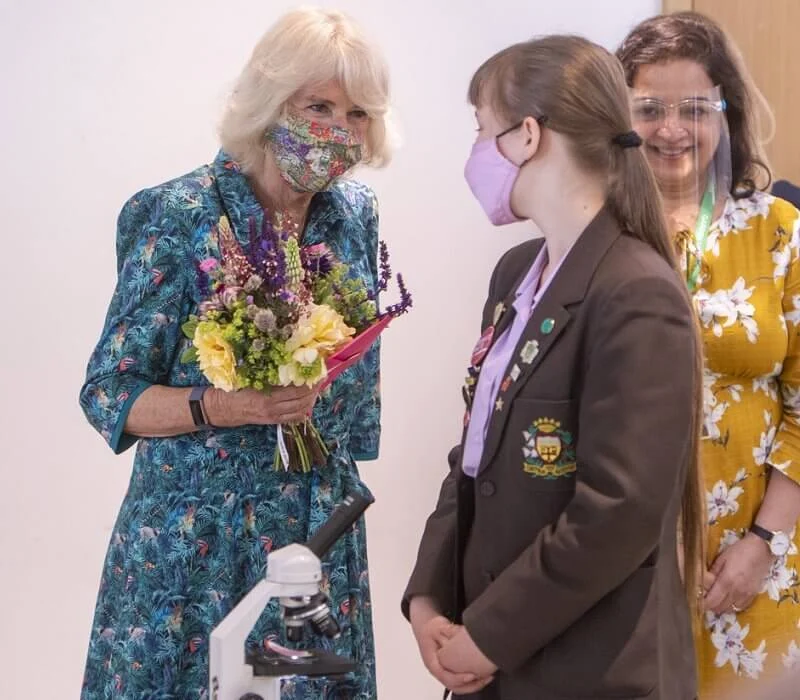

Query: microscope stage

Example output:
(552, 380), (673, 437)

(246, 648), (357, 678)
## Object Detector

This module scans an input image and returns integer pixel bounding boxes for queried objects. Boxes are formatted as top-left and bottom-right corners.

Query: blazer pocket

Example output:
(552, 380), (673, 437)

(532, 565), (658, 697)
(507, 397), (578, 492)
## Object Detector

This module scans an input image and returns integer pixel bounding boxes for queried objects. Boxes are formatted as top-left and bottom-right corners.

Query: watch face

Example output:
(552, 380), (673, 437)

(770, 532), (792, 557)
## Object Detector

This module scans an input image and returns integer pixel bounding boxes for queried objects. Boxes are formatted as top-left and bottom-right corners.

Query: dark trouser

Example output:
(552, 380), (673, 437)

(451, 682), (501, 700)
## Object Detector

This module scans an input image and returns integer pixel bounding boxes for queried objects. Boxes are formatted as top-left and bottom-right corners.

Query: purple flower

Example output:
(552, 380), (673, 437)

(378, 241), (392, 292)
(248, 216), (288, 293)
(384, 273), (413, 317)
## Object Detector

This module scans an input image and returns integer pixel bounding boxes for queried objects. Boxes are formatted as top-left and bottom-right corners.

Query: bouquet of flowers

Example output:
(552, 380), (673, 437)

(181, 214), (411, 472)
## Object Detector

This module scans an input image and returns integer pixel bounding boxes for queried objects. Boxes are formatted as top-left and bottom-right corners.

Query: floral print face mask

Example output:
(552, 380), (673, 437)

(266, 114), (363, 193)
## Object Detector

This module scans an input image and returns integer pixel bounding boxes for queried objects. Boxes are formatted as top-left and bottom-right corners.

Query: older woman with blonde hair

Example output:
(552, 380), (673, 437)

(79, 8), (392, 699)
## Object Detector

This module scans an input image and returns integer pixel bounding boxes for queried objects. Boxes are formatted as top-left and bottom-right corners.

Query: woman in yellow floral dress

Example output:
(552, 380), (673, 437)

(618, 12), (800, 699)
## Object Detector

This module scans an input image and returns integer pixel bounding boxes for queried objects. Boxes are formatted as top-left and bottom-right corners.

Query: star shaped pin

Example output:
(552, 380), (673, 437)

(495, 398), (504, 412)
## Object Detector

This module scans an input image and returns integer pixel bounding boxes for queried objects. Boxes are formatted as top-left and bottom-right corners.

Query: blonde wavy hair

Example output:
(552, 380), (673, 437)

(219, 7), (393, 174)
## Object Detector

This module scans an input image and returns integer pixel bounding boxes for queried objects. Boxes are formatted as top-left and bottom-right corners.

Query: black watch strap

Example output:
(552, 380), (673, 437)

(189, 386), (213, 429)
(750, 523), (774, 542)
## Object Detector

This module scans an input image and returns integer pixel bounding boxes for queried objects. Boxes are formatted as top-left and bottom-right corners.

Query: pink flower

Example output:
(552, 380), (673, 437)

(199, 258), (219, 273)
(199, 299), (223, 314)
(304, 243), (331, 256)
(221, 287), (243, 309)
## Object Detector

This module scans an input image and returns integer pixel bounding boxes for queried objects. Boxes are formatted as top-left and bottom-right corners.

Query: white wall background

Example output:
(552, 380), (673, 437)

(0, 0), (658, 697)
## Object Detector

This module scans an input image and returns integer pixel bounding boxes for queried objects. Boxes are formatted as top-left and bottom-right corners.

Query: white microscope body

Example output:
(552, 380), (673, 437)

(209, 493), (371, 700)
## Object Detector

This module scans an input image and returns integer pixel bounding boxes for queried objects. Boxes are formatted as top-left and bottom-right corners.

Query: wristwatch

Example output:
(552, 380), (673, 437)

(189, 386), (213, 430)
(750, 524), (791, 557)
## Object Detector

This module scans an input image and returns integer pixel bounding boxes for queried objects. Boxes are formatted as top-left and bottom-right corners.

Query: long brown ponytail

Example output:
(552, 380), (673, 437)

(469, 35), (705, 613)
(608, 144), (706, 618)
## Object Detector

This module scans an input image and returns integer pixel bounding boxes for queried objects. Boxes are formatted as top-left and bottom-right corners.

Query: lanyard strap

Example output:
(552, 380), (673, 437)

(686, 177), (716, 292)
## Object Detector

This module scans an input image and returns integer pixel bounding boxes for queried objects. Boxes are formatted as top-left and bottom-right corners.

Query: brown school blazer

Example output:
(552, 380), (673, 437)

(403, 208), (698, 700)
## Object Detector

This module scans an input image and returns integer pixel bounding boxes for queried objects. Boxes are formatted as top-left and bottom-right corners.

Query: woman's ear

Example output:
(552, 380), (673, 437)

(519, 115), (545, 162)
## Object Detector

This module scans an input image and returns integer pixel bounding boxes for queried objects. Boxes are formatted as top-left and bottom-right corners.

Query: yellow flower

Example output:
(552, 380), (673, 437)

(277, 305), (353, 387)
(286, 304), (355, 356)
(194, 321), (240, 392)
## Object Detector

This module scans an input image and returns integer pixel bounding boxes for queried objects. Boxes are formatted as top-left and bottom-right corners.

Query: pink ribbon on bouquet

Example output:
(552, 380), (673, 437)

(320, 315), (393, 391)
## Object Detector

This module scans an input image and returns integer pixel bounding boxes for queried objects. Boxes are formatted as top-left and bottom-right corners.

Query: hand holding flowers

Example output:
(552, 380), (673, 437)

(182, 214), (411, 471)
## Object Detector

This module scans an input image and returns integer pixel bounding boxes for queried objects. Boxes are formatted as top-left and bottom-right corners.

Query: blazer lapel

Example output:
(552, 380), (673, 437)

(486, 240), (547, 348)
(462, 247), (541, 417)
(476, 207), (622, 473)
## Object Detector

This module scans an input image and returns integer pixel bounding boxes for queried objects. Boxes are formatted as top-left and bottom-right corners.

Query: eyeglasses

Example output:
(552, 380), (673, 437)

(496, 115), (549, 139)
(632, 97), (726, 126)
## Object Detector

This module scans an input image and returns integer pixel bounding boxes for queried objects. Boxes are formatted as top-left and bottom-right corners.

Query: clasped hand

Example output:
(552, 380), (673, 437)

(412, 612), (497, 695)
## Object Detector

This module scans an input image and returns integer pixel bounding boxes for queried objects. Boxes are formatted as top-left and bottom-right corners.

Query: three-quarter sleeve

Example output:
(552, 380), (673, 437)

(767, 202), (800, 484)
(79, 191), (191, 454)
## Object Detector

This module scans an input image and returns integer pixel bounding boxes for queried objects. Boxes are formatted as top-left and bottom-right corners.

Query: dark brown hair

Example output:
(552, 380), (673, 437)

(469, 34), (705, 615)
(616, 11), (772, 197)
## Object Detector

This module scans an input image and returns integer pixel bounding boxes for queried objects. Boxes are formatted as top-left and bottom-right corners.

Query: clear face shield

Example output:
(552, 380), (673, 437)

(631, 86), (732, 291)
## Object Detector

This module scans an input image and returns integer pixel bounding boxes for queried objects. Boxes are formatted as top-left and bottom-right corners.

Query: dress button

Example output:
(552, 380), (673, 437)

(479, 480), (496, 497)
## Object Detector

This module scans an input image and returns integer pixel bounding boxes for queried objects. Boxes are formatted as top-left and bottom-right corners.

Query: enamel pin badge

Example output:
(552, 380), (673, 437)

(471, 325), (495, 367)
(493, 302), (506, 325)
(520, 339), (539, 365)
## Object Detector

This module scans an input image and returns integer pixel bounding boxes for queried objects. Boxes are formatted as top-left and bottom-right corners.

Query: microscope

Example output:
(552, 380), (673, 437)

(209, 492), (373, 700)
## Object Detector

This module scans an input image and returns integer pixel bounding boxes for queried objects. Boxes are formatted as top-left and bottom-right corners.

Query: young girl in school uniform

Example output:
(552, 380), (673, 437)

(404, 35), (704, 700)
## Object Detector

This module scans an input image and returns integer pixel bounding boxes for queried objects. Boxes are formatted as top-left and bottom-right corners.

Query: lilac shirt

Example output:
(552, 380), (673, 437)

(462, 244), (567, 476)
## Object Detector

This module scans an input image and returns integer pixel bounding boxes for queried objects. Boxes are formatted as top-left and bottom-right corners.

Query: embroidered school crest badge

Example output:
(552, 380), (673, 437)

(522, 418), (577, 478)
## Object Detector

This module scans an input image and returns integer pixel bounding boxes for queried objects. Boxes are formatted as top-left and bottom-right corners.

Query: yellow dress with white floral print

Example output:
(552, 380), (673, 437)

(690, 191), (800, 698)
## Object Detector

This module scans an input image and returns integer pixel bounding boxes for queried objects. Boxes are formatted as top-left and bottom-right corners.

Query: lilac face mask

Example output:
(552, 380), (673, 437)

(464, 124), (525, 226)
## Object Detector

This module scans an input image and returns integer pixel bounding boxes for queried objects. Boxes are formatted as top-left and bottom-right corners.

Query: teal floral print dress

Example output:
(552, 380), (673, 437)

(79, 151), (381, 700)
